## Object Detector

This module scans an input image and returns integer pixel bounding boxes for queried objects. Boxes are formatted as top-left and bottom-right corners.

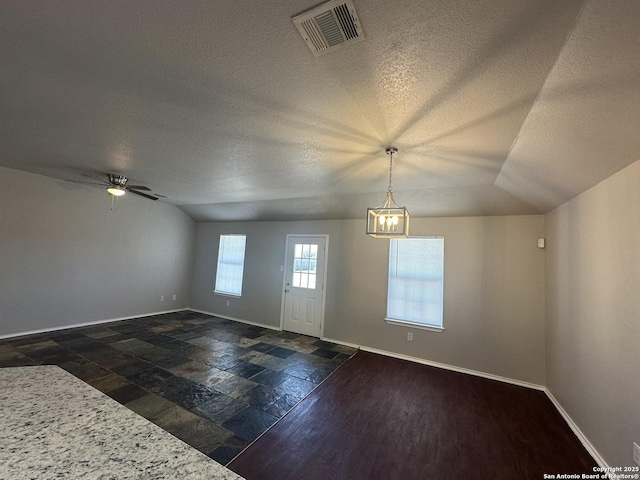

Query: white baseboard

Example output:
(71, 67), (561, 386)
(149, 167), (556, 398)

(1, 308), (280, 340)
(320, 336), (361, 349)
(544, 388), (609, 471)
(188, 308), (281, 331)
(321, 336), (545, 391)
(0, 308), (189, 340)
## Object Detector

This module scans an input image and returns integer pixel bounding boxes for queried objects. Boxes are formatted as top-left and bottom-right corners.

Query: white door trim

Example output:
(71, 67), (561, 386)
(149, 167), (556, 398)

(279, 234), (329, 338)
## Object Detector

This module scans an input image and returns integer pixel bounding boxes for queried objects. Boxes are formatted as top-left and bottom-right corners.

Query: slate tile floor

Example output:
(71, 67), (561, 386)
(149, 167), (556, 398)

(0, 310), (357, 464)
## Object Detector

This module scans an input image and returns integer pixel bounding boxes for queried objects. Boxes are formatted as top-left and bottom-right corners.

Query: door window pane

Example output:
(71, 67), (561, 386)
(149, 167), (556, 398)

(291, 243), (318, 289)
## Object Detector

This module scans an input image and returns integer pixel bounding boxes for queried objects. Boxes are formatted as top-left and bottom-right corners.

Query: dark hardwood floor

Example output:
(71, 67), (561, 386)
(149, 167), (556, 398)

(229, 351), (596, 480)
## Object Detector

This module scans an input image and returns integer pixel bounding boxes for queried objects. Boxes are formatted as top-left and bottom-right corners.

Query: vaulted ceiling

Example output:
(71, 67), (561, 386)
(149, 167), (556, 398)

(1, 0), (639, 221)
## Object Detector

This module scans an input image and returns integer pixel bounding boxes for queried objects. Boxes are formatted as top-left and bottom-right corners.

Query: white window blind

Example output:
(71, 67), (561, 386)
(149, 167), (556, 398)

(387, 237), (444, 329)
(214, 234), (246, 297)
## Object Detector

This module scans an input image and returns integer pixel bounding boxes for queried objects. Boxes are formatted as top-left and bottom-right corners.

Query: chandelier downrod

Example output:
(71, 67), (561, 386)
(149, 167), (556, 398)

(385, 147), (397, 193)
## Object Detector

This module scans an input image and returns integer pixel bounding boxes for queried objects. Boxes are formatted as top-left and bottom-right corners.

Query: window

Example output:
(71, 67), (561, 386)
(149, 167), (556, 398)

(386, 237), (444, 331)
(292, 243), (318, 289)
(214, 234), (246, 296)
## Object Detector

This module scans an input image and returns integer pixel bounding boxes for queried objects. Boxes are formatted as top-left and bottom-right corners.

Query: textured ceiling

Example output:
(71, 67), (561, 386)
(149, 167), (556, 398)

(1, 0), (639, 221)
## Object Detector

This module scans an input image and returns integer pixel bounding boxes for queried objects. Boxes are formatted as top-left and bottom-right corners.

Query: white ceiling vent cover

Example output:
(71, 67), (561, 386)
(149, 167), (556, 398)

(292, 0), (365, 57)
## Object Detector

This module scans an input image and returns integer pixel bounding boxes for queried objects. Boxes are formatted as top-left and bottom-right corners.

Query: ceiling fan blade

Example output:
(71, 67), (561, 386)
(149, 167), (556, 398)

(126, 185), (151, 191)
(128, 189), (159, 201)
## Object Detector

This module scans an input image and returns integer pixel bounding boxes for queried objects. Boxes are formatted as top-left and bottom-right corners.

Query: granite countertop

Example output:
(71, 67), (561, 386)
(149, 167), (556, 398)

(0, 365), (245, 480)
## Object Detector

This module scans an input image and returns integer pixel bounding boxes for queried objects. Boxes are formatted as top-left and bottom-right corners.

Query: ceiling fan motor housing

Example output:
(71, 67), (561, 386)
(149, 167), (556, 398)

(108, 174), (128, 187)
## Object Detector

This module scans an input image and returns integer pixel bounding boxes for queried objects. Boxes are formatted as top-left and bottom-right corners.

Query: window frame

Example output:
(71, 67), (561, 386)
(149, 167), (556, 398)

(384, 236), (445, 333)
(214, 234), (247, 297)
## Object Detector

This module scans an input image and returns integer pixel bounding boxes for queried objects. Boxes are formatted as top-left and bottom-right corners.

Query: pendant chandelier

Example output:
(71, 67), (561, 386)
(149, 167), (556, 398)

(366, 147), (410, 238)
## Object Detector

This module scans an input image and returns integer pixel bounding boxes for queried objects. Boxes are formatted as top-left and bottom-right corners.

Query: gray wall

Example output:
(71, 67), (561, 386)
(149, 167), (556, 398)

(545, 159), (640, 467)
(190, 215), (546, 385)
(0, 167), (196, 336)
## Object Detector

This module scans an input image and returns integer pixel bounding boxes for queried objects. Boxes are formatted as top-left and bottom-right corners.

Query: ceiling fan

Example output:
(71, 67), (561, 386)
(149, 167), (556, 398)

(68, 173), (161, 201)
(103, 174), (159, 200)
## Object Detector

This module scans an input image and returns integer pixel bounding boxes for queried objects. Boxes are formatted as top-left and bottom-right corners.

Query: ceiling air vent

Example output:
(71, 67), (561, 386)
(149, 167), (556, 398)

(292, 0), (365, 57)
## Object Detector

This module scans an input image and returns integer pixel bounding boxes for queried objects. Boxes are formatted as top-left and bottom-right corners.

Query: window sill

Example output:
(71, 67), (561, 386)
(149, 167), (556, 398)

(214, 291), (242, 298)
(384, 318), (445, 333)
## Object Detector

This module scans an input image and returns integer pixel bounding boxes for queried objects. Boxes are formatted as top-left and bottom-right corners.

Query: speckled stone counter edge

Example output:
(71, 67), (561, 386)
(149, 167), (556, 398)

(0, 365), (245, 480)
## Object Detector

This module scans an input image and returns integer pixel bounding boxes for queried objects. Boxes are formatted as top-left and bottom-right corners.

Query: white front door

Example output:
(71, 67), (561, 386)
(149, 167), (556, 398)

(281, 235), (327, 337)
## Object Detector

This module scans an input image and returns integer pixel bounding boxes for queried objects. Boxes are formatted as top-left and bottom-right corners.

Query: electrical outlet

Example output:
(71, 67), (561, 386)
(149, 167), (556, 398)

(407, 332), (413, 341)
(633, 442), (640, 466)
(160, 296), (164, 302)
(172, 295), (176, 301)
(226, 300), (230, 307)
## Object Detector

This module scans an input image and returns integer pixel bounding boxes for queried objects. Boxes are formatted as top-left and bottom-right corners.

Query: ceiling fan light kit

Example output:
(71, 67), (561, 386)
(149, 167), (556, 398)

(366, 147), (410, 238)
(107, 186), (126, 197)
